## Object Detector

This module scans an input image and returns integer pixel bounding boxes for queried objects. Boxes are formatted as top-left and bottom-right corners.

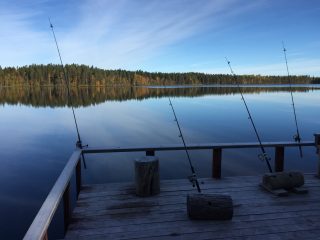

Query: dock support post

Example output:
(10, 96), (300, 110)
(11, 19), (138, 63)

(315, 134), (320, 177)
(76, 159), (81, 197)
(212, 148), (222, 179)
(274, 146), (284, 172)
(146, 149), (155, 156)
(63, 183), (71, 233)
(135, 156), (160, 196)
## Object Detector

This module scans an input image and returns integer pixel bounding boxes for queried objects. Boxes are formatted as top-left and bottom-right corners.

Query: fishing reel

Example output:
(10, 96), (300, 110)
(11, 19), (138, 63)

(76, 140), (88, 169)
(188, 174), (198, 187)
(188, 173), (202, 193)
(258, 152), (271, 162)
(76, 140), (88, 149)
(293, 134), (301, 142)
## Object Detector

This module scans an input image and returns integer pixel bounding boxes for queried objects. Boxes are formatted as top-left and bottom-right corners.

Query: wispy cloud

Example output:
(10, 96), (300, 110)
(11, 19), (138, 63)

(62, 0), (246, 68)
(0, 0), (264, 69)
(0, 9), (52, 66)
(3, 0), (318, 76)
(202, 58), (320, 76)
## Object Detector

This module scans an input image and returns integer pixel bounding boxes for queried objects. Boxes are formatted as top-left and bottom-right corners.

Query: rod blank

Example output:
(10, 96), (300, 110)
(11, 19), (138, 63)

(226, 58), (272, 173)
(282, 42), (303, 158)
(49, 19), (87, 168)
(168, 98), (201, 192)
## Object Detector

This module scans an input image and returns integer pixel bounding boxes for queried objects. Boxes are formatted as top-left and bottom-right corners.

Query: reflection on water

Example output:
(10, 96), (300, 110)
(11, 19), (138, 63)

(0, 85), (320, 239)
(1, 85), (319, 107)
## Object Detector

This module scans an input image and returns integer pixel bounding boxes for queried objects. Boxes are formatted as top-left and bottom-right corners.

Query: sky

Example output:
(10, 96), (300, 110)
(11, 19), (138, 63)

(0, 0), (320, 76)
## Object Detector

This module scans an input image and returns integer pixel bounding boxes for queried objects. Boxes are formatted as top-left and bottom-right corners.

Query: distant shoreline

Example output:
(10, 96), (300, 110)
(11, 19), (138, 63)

(1, 64), (319, 87)
(1, 83), (320, 89)
(144, 83), (320, 88)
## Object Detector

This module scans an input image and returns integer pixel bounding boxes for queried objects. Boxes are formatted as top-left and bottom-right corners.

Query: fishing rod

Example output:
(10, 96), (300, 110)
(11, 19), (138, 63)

(49, 19), (87, 168)
(168, 98), (201, 193)
(225, 58), (272, 173)
(282, 42), (303, 158)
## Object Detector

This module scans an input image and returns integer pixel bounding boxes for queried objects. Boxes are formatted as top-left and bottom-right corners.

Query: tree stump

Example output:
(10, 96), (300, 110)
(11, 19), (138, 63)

(262, 171), (304, 190)
(135, 156), (160, 197)
(187, 194), (233, 220)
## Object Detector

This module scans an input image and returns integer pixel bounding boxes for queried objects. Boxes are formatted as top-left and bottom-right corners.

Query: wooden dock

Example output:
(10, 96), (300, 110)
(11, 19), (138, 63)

(23, 136), (320, 240)
(64, 174), (320, 240)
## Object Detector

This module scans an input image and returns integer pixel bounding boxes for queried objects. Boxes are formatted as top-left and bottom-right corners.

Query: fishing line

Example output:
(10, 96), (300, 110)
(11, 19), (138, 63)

(168, 98), (201, 192)
(49, 19), (87, 168)
(226, 58), (272, 173)
(282, 42), (303, 158)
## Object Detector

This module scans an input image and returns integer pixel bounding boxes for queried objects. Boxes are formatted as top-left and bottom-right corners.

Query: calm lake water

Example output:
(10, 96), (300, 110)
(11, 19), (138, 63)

(1, 85), (320, 239)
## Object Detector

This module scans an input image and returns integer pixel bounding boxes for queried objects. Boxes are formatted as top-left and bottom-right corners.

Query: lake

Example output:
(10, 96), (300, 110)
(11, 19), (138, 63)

(1, 85), (320, 239)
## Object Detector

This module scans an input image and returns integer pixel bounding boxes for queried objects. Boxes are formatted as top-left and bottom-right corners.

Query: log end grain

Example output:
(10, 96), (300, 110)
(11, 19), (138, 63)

(135, 156), (160, 197)
(187, 193), (233, 220)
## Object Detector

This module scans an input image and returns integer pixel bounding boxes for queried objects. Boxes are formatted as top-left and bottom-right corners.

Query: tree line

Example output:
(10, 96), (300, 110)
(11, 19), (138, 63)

(0, 64), (319, 87)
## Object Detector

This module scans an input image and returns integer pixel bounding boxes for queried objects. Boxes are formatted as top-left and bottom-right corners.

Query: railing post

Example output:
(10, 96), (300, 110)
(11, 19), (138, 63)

(212, 148), (222, 179)
(315, 134), (320, 177)
(63, 182), (71, 234)
(146, 149), (155, 156)
(76, 159), (81, 197)
(274, 146), (284, 172)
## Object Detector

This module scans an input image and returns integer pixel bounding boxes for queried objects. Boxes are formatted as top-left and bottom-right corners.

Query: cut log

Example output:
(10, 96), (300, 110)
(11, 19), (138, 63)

(187, 193), (233, 220)
(135, 156), (160, 197)
(262, 171), (304, 190)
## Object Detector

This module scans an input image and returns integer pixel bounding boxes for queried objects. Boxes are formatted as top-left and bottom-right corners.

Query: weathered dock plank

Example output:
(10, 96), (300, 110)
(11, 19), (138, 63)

(64, 174), (320, 240)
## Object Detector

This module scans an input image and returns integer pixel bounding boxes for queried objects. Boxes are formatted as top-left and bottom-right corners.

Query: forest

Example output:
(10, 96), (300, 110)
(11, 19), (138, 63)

(0, 64), (320, 87)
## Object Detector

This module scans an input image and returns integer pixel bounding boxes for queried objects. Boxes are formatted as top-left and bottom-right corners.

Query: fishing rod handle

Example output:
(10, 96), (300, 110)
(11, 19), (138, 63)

(195, 179), (201, 193)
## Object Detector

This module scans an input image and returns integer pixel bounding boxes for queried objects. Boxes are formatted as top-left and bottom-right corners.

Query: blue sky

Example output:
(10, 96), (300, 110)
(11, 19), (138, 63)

(1, 0), (320, 76)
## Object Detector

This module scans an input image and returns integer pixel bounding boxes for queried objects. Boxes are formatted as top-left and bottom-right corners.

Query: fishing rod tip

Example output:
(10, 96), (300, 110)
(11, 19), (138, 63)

(48, 17), (53, 28)
(282, 41), (287, 51)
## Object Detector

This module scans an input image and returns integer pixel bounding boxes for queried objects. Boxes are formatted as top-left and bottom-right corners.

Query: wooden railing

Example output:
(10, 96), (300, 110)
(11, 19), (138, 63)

(23, 150), (82, 240)
(82, 141), (315, 178)
(23, 136), (320, 240)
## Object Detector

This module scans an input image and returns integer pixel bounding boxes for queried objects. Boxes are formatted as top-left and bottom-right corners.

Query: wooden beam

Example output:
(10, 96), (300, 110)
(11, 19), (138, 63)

(315, 134), (320, 177)
(63, 183), (71, 233)
(212, 148), (222, 179)
(82, 141), (314, 154)
(76, 160), (81, 197)
(274, 146), (285, 172)
(42, 232), (48, 240)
